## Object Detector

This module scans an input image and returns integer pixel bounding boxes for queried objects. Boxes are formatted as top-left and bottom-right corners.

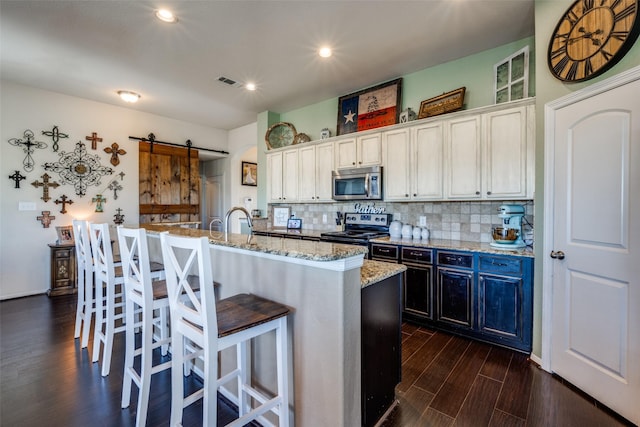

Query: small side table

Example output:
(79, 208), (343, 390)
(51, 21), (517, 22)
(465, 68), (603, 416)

(48, 243), (77, 296)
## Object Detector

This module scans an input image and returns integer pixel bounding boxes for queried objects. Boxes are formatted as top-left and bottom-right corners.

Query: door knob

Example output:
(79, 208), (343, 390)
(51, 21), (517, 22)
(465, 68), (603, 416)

(550, 250), (565, 260)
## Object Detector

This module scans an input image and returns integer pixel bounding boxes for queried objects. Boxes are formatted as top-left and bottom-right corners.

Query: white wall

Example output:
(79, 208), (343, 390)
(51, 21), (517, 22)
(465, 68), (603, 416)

(0, 81), (228, 299)
(227, 123), (258, 233)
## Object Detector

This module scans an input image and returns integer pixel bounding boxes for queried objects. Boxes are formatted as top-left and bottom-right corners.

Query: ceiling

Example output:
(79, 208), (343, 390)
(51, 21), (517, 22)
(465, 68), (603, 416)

(1, 1), (535, 131)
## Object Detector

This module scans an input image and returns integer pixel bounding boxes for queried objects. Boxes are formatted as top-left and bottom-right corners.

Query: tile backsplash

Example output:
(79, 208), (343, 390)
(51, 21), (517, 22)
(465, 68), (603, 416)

(265, 200), (534, 244)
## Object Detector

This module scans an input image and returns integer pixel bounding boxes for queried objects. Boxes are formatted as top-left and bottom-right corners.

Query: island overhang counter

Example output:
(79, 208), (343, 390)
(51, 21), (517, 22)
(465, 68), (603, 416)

(141, 224), (405, 426)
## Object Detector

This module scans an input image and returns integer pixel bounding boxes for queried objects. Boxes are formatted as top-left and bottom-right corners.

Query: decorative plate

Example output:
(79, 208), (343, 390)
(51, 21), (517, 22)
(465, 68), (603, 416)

(265, 122), (297, 150)
(292, 133), (311, 145)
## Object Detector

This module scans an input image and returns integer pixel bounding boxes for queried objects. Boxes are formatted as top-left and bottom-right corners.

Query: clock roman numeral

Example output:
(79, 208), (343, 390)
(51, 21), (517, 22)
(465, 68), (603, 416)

(555, 32), (571, 40)
(583, 0), (595, 10)
(614, 3), (636, 21)
(565, 10), (580, 26)
(551, 45), (568, 59)
(601, 49), (613, 60)
(611, 30), (628, 41)
(610, 0), (623, 10)
(566, 61), (580, 80)
(553, 56), (571, 76)
(584, 57), (594, 76)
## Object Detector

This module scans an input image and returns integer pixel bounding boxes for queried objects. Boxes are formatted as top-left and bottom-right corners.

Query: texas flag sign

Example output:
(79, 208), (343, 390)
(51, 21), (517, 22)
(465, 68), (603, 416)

(337, 78), (402, 136)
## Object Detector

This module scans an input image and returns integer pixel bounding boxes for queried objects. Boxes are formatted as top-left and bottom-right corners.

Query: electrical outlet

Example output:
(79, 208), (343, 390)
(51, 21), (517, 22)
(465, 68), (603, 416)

(419, 216), (427, 227)
(322, 214), (327, 224)
(19, 201), (36, 211)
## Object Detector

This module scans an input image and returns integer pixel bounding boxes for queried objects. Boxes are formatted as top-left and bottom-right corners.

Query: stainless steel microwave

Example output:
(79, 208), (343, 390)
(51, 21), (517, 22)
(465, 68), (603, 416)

(332, 166), (382, 201)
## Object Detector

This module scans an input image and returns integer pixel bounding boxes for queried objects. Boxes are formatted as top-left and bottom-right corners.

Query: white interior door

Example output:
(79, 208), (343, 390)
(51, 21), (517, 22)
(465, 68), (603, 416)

(546, 69), (640, 425)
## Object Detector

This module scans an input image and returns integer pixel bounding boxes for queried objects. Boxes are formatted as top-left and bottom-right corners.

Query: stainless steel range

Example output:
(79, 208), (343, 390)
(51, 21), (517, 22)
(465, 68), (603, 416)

(320, 213), (392, 246)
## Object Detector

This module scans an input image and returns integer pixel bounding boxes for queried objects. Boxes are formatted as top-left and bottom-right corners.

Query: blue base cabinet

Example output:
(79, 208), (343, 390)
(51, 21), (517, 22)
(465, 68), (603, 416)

(398, 245), (534, 353)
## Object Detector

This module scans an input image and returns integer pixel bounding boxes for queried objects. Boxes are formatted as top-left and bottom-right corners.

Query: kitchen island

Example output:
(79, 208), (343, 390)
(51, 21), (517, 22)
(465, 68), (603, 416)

(142, 224), (405, 426)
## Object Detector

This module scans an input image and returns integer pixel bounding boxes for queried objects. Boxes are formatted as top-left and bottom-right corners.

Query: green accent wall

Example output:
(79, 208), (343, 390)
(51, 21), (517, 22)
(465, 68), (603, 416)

(279, 36), (535, 141)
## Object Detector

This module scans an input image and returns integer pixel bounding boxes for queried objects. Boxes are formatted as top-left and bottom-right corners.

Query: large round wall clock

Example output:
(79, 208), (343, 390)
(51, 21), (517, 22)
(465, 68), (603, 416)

(548, 0), (640, 82)
(265, 122), (297, 150)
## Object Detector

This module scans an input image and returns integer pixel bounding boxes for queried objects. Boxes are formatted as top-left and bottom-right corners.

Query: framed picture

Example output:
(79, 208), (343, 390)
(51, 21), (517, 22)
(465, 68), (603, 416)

(56, 225), (74, 244)
(337, 78), (402, 136)
(494, 46), (529, 104)
(272, 207), (290, 228)
(287, 218), (302, 230)
(241, 161), (257, 186)
(418, 87), (466, 119)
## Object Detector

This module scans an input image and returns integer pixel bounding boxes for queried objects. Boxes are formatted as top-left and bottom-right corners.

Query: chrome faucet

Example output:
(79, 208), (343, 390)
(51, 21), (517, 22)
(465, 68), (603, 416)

(209, 217), (223, 234)
(224, 206), (253, 234)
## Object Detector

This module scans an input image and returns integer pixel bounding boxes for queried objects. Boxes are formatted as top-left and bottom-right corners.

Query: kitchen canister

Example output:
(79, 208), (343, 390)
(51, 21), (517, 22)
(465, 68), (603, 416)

(421, 227), (430, 240)
(412, 226), (422, 240)
(401, 224), (413, 239)
(389, 220), (402, 238)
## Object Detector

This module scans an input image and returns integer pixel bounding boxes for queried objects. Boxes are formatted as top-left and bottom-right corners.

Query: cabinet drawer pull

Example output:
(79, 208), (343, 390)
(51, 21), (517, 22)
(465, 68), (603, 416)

(378, 248), (391, 253)
(410, 251), (423, 257)
(491, 260), (508, 267)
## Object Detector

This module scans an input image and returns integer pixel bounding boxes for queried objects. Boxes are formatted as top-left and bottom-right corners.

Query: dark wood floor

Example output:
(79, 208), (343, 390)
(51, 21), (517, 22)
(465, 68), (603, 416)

(381, 322), (633, 427)
(0, 294), (633, 427)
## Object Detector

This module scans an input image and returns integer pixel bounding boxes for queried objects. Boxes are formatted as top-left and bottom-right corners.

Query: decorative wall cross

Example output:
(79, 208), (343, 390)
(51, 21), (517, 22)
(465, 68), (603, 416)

(43, 141), (113, 196)
(8, 170), (26, 188)
(85, 132), (103, 150)
(37, 211), (55, 228)
(42, 125), (69, 152)
(92, 194), (106, 212)
(113, 208), (125, 225)
(31, 173), (60, 202)
(8, 129), (48, 172)
(54, 194), (74, 214)
(104, 142), (126, 166)
(118, 171), (126, 181)
(108, 180), (123, 199)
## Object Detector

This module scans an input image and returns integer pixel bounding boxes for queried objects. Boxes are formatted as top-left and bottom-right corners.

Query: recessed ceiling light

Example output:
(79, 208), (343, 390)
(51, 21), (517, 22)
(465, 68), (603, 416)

(117, 90), (141, 103)
(319, 47), (332, 58)
(155, 9), (177, 23)
(245, 82), (256, 91)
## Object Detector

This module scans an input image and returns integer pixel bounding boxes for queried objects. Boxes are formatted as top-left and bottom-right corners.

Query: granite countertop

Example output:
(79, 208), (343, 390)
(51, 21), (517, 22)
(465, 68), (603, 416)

(251, 225), (325, 239)
(141, 224), (367, 262)
(370, 236), (534, 257)
(360, 260), (406, 288)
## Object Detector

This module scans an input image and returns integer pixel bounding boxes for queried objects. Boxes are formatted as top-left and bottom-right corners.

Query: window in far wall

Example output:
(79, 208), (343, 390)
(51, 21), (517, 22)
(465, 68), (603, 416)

(494, 46), (529, 104)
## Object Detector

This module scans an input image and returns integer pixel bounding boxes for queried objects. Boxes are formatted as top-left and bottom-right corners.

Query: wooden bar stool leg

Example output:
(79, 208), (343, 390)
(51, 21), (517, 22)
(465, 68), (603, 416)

(276, 317), (289, 426)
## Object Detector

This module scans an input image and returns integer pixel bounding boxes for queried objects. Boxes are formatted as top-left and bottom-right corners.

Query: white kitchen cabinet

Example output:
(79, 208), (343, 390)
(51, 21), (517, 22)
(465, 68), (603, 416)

(382, 128), (411, 200)
(267, 148), (298, 203)
(335, 133), (381, 169)
(445, 115), (482, 199)
(483, 105), (534, 199)
(298, 141), (334, 202)
(383, 122), (444, 201)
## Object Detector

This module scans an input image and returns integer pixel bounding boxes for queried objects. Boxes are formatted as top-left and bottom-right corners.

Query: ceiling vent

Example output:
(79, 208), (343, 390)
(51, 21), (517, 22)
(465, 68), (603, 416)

(217, 76), (239, 87)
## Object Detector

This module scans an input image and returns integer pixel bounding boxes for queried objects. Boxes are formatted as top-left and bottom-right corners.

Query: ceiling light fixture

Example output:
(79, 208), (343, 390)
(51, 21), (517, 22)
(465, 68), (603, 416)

(319, 47), (332, 58)
(245, 82), (256, 91)
(117, 90), (141, 103)
(155, 9), (177, 23)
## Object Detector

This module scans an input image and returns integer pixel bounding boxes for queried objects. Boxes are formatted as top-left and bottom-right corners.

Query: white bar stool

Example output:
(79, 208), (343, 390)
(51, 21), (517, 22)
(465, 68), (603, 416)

(72, 219), (95, 349)
(160, 233), (291, 427)
(118, 226), (171, 427)
(91, 223), (165, 377)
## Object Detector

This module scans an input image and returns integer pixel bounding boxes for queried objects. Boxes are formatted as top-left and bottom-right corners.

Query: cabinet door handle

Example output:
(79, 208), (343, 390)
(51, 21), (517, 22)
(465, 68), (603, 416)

(413, 193), (417, 197)
(487, 191), (492, 195)
(475, 191), (480, 195)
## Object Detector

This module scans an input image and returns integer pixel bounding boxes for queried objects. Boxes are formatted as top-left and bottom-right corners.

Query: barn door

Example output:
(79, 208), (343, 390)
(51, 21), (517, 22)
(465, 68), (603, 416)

(139, 142), (200, 224)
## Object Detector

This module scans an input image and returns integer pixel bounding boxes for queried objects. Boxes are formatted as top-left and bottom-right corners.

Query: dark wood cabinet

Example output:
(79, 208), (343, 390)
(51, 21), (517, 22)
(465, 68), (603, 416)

(401, 247), (434, 321)
(48, 243), (76, 296)
(361, 273), (402, 427)
(382, 242), (534, 353)
(437, 267), (474, 329)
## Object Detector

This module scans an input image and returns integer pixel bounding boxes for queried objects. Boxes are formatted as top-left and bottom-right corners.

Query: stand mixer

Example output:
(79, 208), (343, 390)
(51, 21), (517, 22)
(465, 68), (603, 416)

(490, 204), (526, 250)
